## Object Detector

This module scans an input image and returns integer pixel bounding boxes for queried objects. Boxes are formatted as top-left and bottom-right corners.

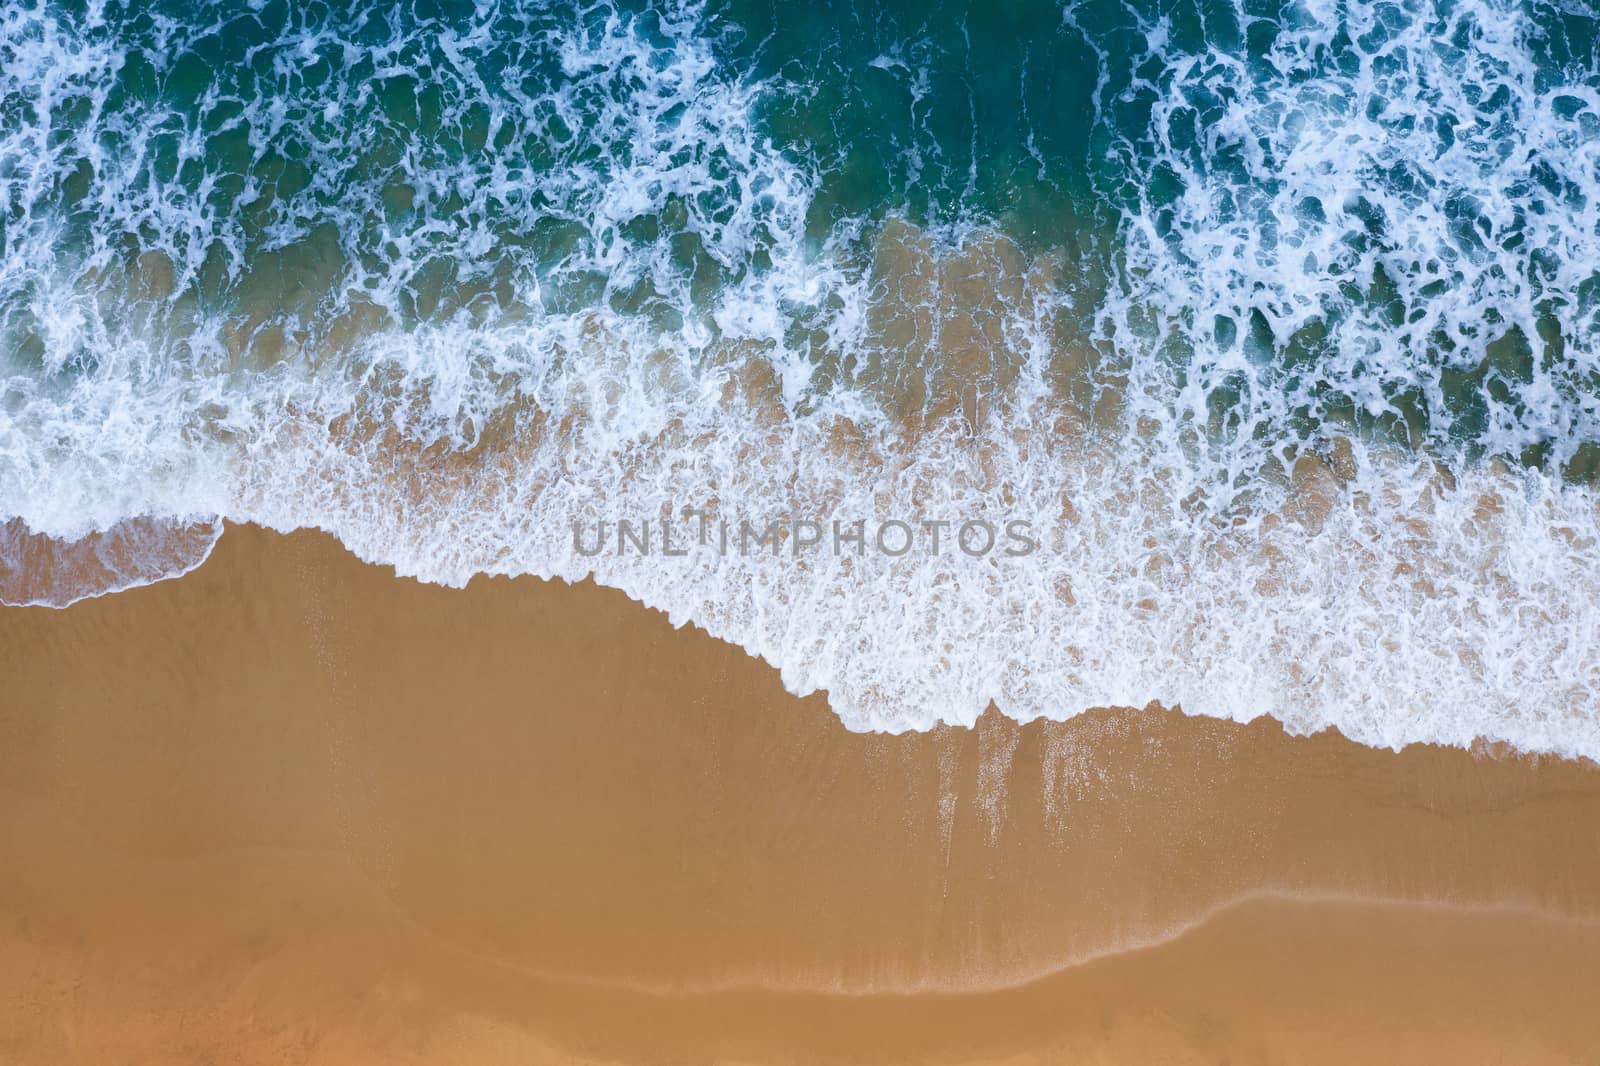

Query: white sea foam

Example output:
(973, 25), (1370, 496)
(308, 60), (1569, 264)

(3, 0), (1600, 758)
(0, 514), (222, 608)
(1082, 0), (1600, 479)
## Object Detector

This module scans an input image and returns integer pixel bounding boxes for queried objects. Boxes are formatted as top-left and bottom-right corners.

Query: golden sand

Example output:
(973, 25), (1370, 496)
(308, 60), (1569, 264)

(3, 523), (1600, 1064)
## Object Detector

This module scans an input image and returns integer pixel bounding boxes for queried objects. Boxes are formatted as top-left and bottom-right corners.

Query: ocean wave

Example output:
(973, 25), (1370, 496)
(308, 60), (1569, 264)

(3, 0), (1600, 757)
(0, 513), (221, 607)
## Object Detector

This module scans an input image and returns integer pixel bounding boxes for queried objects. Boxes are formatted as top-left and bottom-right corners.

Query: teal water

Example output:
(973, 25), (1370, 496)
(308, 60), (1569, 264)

(5, 0), (1600, 755)
(10, 0), (1598, 459)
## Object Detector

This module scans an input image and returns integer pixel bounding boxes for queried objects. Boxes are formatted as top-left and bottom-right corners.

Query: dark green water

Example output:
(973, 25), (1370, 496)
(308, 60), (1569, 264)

(6, 0), (1600, 753)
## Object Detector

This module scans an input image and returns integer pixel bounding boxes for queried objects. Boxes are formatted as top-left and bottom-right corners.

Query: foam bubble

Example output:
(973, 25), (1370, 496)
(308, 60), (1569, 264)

(4, 0), (1600, 760)
(1081, 0), (1600, 483)
(0, 514), (222, 608)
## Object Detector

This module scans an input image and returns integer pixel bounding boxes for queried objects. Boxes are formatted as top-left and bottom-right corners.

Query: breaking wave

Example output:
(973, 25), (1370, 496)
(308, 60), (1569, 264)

(3, 0), (1600, 756)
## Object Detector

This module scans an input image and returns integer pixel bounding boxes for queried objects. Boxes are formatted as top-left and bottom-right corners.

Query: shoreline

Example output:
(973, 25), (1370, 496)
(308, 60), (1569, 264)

(5, 522), (1600, 1062)
(15, 514), (1600, 762)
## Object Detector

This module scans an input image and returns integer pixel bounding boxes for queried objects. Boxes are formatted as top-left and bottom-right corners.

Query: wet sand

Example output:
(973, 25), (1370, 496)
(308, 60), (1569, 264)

(3, 523), (1600, 1063)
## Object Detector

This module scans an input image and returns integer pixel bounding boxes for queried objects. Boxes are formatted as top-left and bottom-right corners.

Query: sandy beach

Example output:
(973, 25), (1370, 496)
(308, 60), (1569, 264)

(9, 0), (1600, 1059)
(2, 523), (1600, 1064)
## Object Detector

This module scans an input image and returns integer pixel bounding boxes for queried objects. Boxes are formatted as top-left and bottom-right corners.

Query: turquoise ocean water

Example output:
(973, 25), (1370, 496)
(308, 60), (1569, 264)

(3, 0), (1600, 753)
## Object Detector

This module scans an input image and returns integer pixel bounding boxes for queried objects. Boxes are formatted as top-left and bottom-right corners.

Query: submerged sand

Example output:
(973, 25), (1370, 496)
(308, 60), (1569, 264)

(2, 523), (1600, 1063)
